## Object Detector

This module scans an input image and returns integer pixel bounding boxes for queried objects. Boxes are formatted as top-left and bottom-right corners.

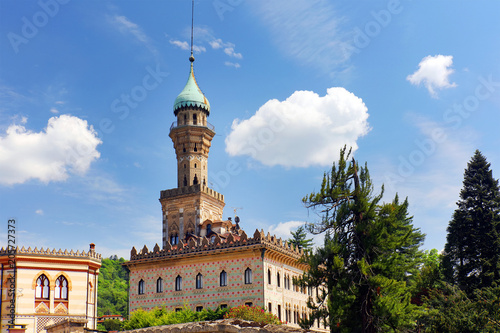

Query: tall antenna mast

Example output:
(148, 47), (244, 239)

(190, 0), (195, 62)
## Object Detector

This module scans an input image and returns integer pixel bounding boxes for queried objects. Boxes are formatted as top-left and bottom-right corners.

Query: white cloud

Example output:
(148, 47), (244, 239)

(169, 39), (206, 53)
(407, 55), (457, 98)
(109, 15), (157, 57)
(175, 27), (242, 62)
(225, 87), (370, 167)
(35, 209), (44, 215)
(248, 0), (350, 74)
(0, 115), (102, 185)
(267, 220), (305, 240)
(50, 107), (59, 114)
(223, 46), (242, 59)
(225, 61), (241, 68)
(170, 39), (189, 50)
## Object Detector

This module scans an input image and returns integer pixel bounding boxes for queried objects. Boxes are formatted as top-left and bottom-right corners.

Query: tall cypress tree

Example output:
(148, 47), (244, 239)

(299, 148), (425, 332)
(443, 150), (500, 294)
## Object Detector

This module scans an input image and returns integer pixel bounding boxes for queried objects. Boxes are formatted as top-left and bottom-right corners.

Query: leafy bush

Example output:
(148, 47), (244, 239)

(223, 305), (282, 325)
(122, 305), (229, 330)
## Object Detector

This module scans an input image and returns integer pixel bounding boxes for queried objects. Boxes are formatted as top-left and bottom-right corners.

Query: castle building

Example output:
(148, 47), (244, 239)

(0, 244), (101, 333)
(126, 55), (327, 332)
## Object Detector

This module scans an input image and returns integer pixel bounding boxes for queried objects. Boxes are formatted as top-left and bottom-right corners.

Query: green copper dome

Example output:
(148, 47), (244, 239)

(173, 61), (210, 115)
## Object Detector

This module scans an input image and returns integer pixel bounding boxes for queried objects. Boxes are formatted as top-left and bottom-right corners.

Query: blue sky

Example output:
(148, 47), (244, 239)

(1, 0), (499, 259)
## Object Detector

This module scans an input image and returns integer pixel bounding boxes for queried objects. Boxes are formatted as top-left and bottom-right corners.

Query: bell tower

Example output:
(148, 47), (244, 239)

(159, 3), (225, 249)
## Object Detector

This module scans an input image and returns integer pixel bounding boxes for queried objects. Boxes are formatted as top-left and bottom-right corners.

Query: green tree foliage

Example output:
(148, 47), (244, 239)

(98, 256), (129, 318)
(299, 148), (425, 333)
(420, 284), (500, 332)
(443, 150), (500, 294)
(123, 305), (228, 330)
(99, 319), (124, 332)
(288, 226), (314, 252)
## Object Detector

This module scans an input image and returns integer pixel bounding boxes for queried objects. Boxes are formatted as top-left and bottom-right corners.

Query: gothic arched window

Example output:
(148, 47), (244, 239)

(55, 275), (68, 300)
(220, 270), (227, 287)
(138, 279), (145, 295)
(156, 277), (163, 293)
(175, 275), (182, 291)
(244, 268), (252, 284)
(196, 273), (203, 289)
(35, 274), (50, 299)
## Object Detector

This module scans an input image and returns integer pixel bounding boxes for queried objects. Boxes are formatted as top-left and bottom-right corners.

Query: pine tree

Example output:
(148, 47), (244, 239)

(443, 150), (500, 294)
(288, 226), (314, 252)
(299, 147), (425, 333)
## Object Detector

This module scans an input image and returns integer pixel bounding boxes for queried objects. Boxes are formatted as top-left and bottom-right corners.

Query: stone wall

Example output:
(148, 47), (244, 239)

(122, 319), (307, 333)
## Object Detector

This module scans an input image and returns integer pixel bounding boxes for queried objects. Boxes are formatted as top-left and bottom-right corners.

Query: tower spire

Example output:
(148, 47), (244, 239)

(190, 0), (195, 63)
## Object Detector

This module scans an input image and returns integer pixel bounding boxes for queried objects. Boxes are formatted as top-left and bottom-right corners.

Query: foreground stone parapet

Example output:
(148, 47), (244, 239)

(122, 319), (307, 333)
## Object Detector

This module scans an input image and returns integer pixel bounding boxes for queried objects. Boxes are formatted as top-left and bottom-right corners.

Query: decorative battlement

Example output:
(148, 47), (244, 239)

(0, 246), (102, 260)
(170, 121), (215, 132)
(160, 184), (224, 202)
(129, 229), (304, 262)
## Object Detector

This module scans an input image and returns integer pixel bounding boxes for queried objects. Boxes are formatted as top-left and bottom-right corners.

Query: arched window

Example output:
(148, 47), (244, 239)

(193, 174), (198, 185)
(277, 272), (281, 287)
(35, 274), (50, 299)
(170, 234), (179, 245)
(193, 113), (197, 124)
(196, 273), (203, 289)
(55, 275), (68, 300)
(220, 270), (227, 287)
(156, 277), (163, 293)
(175, 275), (182, 291)
(206, 224), (212, 234)
(244, 268), (252, 284)
(268, 269), (272, 284)
(138, 279), (145, 295)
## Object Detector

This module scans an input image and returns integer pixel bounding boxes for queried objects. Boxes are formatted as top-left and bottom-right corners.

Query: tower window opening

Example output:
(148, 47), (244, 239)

(184, 164), (186, 169)
(194, 163), (197, 168)
(193, 174), (198, 185)
(184, 114), (187, 124)
(183, 175), (187, 186)
(194, 143), (197, 152)
(183, 144), (186, 153)
(203, 178), (206, 186)
(193, 113), (197, 124)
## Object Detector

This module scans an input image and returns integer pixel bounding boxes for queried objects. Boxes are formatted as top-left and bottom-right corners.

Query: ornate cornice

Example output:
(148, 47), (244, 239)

(127, 229), (306, 268)
(0, 246), (101, 261)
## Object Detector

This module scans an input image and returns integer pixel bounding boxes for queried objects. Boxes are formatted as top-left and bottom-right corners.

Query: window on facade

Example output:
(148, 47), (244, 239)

(220, 270), (227, 287)
(35, 274), (50, 299)
(54, 275), (68, 300)
(220, 304), (228, 309)
(268, 302), (272, 313)
(196, 273), (203, 289)
(193, 174), (198, 185)
(156, 277), (163, 293)
(170, 234), (179, 245)
(244, 268), (252, 284)
(193, 113), (197, 124)
(196, 306), (203, 312)
(245, 302), (253, 307)
(277, 304), (282, 321)
(207, 224), (212, 234)
(175, 308), (182, 312)
(175, 275), (182, 291)
(277, 272), (281, 287)
(268, 269), (271, 284)
(138, 279), (145, 295)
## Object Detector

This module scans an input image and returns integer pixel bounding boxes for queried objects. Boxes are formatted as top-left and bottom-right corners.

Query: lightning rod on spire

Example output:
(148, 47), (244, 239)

(190, 0), (195, 63)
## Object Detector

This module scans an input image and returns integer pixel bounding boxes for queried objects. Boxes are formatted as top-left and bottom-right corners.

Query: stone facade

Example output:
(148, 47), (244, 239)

(0, 245), (101, 333)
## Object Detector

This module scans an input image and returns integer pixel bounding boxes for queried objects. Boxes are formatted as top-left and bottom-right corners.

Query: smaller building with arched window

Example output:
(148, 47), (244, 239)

(0, 244), (101, 333)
